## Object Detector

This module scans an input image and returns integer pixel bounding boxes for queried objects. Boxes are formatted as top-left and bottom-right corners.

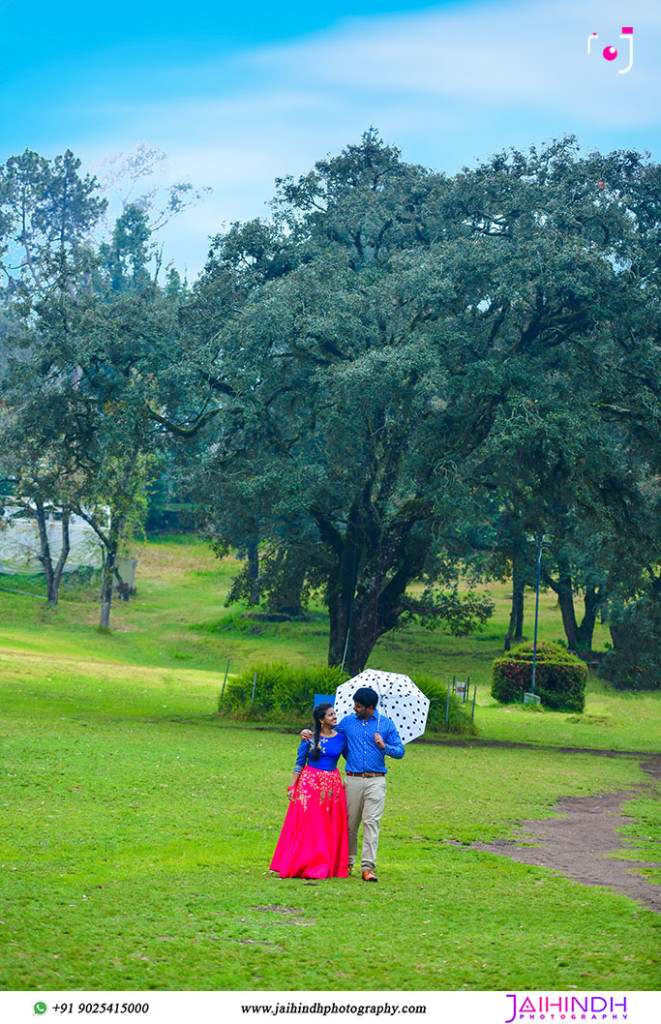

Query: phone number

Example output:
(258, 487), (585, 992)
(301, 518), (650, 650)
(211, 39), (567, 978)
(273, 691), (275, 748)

(52, 1004), (149, 1015)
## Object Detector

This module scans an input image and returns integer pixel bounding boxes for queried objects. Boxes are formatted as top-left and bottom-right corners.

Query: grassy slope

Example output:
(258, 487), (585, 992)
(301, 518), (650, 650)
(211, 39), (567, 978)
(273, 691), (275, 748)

(1, 536), (660, 991)
(2, 535), (657, 753)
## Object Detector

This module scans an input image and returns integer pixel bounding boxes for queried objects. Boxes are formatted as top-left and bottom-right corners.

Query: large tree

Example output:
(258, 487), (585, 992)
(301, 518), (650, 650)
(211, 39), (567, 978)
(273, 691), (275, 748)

(173, 134), (658, 672)
(0, 149), (107, 600)
(0, 151), (182, 620)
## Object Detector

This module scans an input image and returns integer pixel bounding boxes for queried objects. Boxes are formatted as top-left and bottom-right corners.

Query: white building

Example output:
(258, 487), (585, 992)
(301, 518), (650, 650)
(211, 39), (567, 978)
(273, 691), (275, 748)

(0, 505), (104, 574)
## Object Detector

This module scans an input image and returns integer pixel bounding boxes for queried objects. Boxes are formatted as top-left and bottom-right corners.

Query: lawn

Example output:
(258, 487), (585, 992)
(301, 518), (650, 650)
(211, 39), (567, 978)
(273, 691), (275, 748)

(1, 536), (660, 991)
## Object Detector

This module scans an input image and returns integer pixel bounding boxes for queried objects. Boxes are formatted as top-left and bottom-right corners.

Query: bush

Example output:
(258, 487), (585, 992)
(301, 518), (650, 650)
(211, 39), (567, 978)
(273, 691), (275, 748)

(219, 662), (348, 723)
(219, 665), (475, 735)
(491, 641), (587, 713)
(599, 599), (661, 691)
(600, 650), (661, 691)
(413, 674), (476, 735)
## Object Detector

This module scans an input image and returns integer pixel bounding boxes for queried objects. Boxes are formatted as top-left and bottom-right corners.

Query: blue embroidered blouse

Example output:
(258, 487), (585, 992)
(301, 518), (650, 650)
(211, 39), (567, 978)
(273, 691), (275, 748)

(293, 732), (347, 773)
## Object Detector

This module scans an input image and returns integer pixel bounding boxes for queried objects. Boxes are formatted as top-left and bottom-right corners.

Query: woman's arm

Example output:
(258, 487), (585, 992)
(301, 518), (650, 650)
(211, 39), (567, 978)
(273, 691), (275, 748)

(287, 770), (301, 801)
(288, 739), (310, 798)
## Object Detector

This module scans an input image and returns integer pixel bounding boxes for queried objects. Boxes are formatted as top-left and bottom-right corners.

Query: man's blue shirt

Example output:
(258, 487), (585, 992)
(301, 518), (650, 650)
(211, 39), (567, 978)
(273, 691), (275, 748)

(336, 712), (405, 774)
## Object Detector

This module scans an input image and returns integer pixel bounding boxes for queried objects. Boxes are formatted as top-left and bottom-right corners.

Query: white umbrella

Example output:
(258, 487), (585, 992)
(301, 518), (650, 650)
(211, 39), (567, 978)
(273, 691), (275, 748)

(334, 669), (430, 744)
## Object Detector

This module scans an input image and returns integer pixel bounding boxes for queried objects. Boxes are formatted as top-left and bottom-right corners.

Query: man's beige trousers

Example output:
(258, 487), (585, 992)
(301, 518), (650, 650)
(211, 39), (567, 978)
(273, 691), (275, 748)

(344, 775), (387, 872)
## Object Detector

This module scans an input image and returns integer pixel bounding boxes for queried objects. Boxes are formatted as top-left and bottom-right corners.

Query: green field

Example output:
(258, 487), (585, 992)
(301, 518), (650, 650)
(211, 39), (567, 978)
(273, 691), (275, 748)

(1, 537), (660, 991)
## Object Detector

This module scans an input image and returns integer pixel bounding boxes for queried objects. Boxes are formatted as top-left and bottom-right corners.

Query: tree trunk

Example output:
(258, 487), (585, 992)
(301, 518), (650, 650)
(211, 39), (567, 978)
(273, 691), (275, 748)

(247, 539), (259, 606)
(556, 573), (579, 650)
(330, 586), (390, 676)
(264, 546), (306, 618)
(609, 621), (626, 650)
(269, 577), (305, 618)
(34, 503), (55, 602)
(325, 498), (427, 673)
(513, 575), (525, 640)
(34, 504), (71, 606)
(99, 544), (117, 629)
(342, 608), (378, 676)
(327, 552), (359, 669)
(51, 512), (71, 604)
(504, 558), (525, 650)
(575, 586), (604, 652)
(543, 563), (579, 650)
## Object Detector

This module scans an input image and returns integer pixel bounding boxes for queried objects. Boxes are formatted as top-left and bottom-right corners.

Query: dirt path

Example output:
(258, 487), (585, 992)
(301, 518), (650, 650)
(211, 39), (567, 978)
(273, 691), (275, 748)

(468, 755), (661, 912)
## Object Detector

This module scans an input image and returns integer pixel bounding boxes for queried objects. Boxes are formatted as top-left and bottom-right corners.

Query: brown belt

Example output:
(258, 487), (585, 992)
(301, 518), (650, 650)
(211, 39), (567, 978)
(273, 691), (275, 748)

(345, 771), (386, 778)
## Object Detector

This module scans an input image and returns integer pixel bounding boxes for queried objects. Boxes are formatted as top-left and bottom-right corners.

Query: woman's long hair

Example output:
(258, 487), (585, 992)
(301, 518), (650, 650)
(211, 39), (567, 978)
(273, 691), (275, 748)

(309, 702), (332, 761)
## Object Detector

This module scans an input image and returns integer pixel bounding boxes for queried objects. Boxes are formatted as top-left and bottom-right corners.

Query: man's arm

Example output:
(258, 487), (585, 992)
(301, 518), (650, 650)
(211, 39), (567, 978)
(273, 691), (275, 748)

(381, 719), (405, 759)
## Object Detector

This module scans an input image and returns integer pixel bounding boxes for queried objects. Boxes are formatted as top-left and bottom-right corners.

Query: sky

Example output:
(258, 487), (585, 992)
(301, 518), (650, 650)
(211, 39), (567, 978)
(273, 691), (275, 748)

(2, 0), (659, 278)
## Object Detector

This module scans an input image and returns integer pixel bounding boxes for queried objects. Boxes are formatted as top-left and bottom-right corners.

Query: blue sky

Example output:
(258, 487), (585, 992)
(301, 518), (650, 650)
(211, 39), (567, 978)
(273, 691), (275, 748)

(3, 0), (659, 277)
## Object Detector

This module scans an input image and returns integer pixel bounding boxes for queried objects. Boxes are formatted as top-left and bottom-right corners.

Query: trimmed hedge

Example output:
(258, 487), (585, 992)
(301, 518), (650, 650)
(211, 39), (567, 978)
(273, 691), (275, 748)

(491, 641), (587, 713)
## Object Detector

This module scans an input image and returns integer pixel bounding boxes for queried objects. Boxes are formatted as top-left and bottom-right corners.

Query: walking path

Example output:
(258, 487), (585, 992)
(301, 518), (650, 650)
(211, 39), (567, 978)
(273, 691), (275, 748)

(468, 755), (661, 912)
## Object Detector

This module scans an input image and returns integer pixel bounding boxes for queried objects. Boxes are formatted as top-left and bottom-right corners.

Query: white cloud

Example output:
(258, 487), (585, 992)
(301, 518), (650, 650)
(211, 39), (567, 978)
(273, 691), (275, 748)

(72, 0), (661, 277)
(246, 0), (660, 122)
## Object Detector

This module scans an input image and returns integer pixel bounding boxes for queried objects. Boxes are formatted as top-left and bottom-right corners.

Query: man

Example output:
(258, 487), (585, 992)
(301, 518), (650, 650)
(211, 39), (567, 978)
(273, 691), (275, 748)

(302, 686), (405, 882)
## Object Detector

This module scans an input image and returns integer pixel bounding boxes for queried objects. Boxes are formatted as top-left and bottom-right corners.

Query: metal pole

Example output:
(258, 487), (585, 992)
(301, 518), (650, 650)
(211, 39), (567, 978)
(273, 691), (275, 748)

(218, 658), (230, 714)
(0, 587), (48, 600)
(471, 684), (477, 722)
(531, 536), (543, 696)
(445, 684), (451, 726)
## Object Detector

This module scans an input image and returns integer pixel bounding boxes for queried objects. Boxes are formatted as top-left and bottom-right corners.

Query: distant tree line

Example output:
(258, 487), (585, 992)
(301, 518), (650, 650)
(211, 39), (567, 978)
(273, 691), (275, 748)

(1, 133), (659, 687)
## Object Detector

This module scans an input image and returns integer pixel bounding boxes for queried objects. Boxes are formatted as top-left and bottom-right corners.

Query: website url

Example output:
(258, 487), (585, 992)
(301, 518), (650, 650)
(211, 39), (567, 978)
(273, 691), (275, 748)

(241, 1003), (426, 1017)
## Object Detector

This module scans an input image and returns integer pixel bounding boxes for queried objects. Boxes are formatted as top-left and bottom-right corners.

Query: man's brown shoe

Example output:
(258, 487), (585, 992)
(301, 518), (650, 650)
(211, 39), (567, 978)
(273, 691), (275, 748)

(361, 869), (378, 882)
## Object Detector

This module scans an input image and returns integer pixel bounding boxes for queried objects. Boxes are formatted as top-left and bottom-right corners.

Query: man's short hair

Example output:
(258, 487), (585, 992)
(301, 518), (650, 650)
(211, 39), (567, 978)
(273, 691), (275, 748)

(353, 686), (378, 708)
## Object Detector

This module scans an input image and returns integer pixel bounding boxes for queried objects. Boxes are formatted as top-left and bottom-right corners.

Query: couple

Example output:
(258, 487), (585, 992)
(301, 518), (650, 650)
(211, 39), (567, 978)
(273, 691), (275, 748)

(270, 686), (405, 882)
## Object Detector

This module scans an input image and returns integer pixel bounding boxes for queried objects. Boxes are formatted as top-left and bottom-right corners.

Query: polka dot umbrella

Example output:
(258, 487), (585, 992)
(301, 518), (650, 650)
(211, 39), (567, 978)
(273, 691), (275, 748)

(333, 669), (430, 744)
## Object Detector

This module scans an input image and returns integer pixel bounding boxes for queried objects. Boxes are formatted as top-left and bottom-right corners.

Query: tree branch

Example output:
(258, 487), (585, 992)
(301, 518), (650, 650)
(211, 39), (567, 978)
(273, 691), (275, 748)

(146, 404), (220, 437)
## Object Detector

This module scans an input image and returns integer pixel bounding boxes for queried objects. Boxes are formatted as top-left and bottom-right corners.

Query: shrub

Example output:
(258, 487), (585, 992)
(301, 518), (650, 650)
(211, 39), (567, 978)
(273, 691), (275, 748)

(413, 674), (476, 735)
(219, 662), (348, 723)
(219, 665), (475, 735)
(599, 599), (661, 692)
(492, 641), (587, 713)
(272, 665), (349, 713)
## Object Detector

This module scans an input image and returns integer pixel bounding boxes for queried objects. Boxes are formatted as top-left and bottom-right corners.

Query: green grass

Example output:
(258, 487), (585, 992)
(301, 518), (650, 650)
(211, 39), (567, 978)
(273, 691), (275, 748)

(2, 673), (660, 991)
(1, 536), (660, 991)
(2, 536), (657, 751)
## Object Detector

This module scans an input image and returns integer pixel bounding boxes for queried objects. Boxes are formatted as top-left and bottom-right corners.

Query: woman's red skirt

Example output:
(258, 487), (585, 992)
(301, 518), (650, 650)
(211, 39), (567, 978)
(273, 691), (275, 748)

(270, 766), (349, 879)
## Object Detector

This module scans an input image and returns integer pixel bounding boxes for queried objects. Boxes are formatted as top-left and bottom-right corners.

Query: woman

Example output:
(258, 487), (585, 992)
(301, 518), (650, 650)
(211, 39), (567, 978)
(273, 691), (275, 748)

(270, 703), (349, 879)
